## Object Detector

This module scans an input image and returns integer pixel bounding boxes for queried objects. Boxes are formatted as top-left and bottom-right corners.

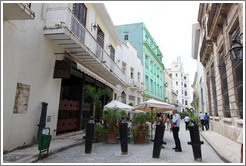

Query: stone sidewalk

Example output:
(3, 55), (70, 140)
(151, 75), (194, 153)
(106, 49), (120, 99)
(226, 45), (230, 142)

(200, 130), (241, 163)
(2, 121), (242, 163)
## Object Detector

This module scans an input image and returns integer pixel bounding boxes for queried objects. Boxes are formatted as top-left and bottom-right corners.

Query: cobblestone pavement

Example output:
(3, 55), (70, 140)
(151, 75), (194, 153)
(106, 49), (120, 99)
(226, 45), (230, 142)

(38, 122), (224, 163)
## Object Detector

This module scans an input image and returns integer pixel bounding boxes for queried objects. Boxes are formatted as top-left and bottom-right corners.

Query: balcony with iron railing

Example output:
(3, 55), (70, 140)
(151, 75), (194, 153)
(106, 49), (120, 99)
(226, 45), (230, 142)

(43, 6), (125, 85)
(3, 3), (35, 20)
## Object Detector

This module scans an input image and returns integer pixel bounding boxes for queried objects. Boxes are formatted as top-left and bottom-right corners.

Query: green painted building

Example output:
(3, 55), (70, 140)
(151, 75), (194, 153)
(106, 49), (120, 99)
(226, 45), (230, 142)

(115, 22), (165, 101)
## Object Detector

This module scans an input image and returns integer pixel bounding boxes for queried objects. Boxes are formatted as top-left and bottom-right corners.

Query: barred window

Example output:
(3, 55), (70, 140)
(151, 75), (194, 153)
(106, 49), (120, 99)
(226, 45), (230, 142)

(211, 66), (218, 116)
(110, 46), (115, 61)
(73, 3), (87, 26)
(231, 26), (243, 119)
(206, 72), (213, 116)
(219, 52), (231, 118)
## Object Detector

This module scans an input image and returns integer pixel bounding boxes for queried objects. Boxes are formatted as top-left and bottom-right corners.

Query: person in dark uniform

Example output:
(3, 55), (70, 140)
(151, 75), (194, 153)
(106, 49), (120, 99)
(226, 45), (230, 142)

(170, 109), (182, 152)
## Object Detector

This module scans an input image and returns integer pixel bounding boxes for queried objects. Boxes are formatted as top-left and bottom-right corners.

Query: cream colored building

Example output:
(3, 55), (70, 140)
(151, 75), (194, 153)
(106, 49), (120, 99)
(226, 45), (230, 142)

(197, 3), (243, 141)
(116, 42), (144, 106)
(164, 69), (173, 104)
(2, 3), (138, 152)
(166, 57), (191, 112)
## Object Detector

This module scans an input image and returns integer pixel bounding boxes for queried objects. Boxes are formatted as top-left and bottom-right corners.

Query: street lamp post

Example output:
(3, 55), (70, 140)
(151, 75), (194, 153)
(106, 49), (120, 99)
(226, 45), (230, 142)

(229, 39), (243, 60)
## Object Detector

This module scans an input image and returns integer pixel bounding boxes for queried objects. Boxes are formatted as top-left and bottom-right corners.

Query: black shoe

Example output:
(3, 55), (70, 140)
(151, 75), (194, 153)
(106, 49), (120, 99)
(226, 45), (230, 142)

(175, 149), (182, 152)
(172, 147), (178, 150)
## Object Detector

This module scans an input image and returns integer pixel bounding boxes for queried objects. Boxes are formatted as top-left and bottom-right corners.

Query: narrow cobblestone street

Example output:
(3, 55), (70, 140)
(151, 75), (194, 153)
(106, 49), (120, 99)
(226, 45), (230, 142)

(38, 121), (224, 163)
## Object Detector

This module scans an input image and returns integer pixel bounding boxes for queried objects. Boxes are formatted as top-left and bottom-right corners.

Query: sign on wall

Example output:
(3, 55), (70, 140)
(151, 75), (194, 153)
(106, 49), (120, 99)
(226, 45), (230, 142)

(13, 83), (30, 114)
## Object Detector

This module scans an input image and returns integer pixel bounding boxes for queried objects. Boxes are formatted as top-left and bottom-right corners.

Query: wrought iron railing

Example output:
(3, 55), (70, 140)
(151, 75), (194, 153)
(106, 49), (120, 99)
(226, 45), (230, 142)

(62, 8), (125, 82)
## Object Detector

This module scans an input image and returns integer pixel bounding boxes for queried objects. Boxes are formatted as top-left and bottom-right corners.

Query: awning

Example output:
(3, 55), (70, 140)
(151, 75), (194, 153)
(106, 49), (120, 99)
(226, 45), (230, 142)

(69, 55), (121, 92)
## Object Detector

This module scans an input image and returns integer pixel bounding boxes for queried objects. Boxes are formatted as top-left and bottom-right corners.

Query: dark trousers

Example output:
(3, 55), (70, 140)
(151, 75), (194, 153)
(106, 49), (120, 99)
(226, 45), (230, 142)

(185, 122), (189, 130)
(205, 121), (209, 130)
(173, 127), (182, 150)
(201, 120), (205, 131)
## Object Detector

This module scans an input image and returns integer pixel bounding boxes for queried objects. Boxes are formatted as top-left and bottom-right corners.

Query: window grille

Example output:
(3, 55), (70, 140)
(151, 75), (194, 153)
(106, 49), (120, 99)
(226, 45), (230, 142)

(206, 73), (213, 116)
(211, 66), (218, 116)
(219, 52), (231, 118)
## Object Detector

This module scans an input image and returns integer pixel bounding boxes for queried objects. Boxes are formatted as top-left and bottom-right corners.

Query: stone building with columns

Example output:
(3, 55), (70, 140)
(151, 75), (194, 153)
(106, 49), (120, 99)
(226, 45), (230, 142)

(197, 3), (243, 141)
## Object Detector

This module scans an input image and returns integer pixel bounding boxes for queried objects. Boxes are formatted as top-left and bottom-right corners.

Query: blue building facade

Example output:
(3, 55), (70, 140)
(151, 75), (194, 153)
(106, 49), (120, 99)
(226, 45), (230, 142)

(116, 23), (165, 101)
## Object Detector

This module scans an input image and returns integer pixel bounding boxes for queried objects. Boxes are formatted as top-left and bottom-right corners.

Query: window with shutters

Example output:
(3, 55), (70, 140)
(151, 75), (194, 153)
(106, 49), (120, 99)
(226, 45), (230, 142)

(73, 3), (87, 26)
(124, 33), (129, 40)
(110, 46), (115, 61)
(206, 72), (213, 116)
(211, 65), (218, 116)
(97, 26), (104, 49)
(122, 62), (126, 75)
(145, 55), (148, 68)
(219, 52), (231, 118)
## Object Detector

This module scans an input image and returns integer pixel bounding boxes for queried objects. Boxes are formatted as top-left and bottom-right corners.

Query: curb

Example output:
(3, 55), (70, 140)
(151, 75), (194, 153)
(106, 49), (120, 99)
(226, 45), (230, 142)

(34, 140), (84, 163)
(200, 132), (231, 163)
(14, 140), (84, 163)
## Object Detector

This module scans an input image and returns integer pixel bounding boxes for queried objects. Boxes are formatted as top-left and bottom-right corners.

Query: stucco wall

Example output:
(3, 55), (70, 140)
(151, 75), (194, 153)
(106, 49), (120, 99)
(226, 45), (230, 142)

(3, 3), (63, 152)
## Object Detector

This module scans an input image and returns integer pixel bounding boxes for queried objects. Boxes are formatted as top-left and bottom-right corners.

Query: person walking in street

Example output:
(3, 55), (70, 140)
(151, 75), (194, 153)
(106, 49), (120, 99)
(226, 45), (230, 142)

(204, 112), (210, 130)
(157, 113), (167, 149)
(170, 109), (182, 152)
(184, 115), (190, 130)
(198, 112), (205, 131)
(166, 114), (170, 130)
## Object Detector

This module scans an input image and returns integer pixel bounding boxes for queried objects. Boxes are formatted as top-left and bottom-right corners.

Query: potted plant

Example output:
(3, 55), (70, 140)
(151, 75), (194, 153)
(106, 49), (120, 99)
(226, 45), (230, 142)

(94, 122), (104, 142)
(131, 113), (150, 144)
(84, 84), (112, 121)
(102, 108), (126, 143)
(184, 107), (201, 127)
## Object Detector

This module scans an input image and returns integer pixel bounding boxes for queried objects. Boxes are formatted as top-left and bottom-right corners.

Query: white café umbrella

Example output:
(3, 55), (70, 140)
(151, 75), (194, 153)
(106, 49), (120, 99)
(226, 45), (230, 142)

(132, 99), (176, 138)
(103, 100), (132, 112)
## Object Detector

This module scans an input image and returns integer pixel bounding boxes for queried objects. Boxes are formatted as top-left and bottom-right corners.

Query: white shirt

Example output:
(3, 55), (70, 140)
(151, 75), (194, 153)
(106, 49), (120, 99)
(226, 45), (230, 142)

(172, 113), (180, 127)
(184, 116), (190, 122)
(198, 113), (205, 120)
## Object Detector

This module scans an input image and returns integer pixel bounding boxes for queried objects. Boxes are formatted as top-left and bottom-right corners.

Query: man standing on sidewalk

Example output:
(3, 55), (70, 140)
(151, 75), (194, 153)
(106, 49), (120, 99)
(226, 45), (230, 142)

(204, 112), (210, 130)
(184, 115), (190, 130)
(198, 112), (205, 131)
(170, 109), (182, 152)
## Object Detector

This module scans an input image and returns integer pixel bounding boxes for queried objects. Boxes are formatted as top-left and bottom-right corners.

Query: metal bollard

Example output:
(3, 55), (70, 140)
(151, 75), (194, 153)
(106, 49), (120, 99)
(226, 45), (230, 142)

(187, 120), (204, 161)
(151, 120), (166, 158)
(85, 116), (95, 154)
(117, 116), (128, 155)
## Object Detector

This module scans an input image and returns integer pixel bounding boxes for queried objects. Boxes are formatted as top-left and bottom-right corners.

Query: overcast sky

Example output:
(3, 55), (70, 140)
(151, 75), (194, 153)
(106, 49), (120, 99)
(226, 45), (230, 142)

(104, 1), (200, 100)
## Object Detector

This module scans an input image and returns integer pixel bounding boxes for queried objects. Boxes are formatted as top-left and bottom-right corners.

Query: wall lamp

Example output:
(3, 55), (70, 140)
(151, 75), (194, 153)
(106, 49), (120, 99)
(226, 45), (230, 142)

(230, 39), (243, 60)
(108, 44), (113, 48)
(92, 22), (98, 30)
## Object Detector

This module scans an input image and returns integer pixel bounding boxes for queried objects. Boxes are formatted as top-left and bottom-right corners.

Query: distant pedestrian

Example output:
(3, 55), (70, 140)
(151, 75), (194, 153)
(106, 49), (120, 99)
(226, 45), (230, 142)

(204, 112), (210, 130)
(198, 112), (205, 131)
(166, 114), (170, 130)
(184, 115), (190, 130)
(170, 109), (182, 152)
